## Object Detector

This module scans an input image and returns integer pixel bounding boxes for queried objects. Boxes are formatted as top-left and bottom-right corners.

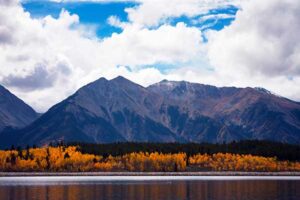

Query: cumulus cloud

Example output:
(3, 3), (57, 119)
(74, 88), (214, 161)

(0, 0), (204, 111)
(3, 63), (56, 90)
(0, 2), (93, 111)
(39, 0), (244, 27)
(1, 0), (300, 112)
(0, 0), (18, 6)
(125, 0), (244, 27)
(107, 15), (127, 29)
(100, 22), (202, 67)
(2, 60), (72, 90)
(205, 0), (300, 99)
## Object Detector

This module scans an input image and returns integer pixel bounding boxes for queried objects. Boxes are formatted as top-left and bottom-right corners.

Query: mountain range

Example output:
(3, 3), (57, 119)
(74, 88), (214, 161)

(0, 76), (300, 148)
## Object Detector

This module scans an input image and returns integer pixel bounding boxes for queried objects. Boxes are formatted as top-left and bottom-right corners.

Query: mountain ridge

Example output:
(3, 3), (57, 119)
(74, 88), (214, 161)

(0, 84), (39, 132)
(0, 76), (299, 148)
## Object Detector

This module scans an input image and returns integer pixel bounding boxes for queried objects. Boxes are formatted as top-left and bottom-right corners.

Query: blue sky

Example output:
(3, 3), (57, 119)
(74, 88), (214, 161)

(21, 1), (239, 76)
(22, 1), (134, 37)
(22, 1), (238, 38)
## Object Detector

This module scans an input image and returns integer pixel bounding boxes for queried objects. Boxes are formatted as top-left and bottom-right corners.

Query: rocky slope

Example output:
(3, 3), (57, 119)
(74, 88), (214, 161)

(1, 76), (300, 147)
(0, 85), (38, 132)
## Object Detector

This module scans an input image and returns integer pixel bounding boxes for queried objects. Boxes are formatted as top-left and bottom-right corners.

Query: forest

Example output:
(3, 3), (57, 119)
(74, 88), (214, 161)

(70, 140), (300, 161)
(1, 145), (300, 172)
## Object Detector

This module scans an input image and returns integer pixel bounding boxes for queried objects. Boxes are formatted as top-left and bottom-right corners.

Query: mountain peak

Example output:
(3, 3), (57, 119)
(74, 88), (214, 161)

(154, 79), (183, 87)
(98, 77), (108, 81)
(149, 80), (195, 93)
(254, 87), (272, 94)
(86, 76), (134, 86)
(110, 76), (133, 84)
(112, 75), (127, 80)
(159, 79), (169, 83)
(93, 77), (108, 84)
(110, 76), (146, 90)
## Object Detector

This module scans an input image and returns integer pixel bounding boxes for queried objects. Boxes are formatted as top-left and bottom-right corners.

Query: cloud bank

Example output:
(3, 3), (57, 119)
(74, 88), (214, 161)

(206, 0), (300, 100)
(0, 0), (300, 112)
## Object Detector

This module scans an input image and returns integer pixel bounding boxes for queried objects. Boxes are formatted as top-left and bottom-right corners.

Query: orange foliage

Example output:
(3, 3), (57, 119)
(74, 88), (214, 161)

(0, 147), (100, 172)
(189, 153), (300, 171)
(0, 147), (299, 172)
(122, 152), (186, 172)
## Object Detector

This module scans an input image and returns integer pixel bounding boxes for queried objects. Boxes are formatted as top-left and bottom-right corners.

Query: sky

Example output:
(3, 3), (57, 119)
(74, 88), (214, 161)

(0, 0), (300, 112)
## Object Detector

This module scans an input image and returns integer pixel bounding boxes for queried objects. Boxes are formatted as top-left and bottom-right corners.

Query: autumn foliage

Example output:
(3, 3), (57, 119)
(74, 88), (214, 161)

(0, 146), (101, 172)
(0, 146), (186, 172)
(0, 146), (299, 172)
(189, 153), (300, 171)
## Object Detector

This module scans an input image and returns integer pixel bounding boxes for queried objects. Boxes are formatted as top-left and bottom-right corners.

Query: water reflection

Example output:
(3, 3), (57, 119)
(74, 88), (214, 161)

(0, 180), (299, 200)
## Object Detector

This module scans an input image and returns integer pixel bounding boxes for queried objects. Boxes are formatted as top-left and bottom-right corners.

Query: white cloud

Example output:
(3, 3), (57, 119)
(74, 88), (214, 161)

(206, 0), (300, 100)
(0, 0), (18, 5)
(28, 0), (244, 27)
(194, 13), (235, 24)
(107, 15), (127, 29)
(125, 0), (244, 27)
(100, 22), (202, 67)
(0, 0), (204, 112)
(1, 0), (300, 113)
(0, 2), (96, 110)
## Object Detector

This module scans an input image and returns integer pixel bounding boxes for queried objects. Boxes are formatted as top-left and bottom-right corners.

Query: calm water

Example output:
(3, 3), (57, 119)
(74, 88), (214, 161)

(0, 176), (299, 200)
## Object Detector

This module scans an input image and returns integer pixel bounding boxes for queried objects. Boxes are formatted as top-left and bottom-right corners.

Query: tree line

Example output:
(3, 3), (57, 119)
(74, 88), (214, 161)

(1, 145), (300, 172)
(69, 140), (300, 161)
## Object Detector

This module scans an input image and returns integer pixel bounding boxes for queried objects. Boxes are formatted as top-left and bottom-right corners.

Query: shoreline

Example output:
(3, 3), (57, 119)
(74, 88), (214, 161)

(1, 171), (300, 177)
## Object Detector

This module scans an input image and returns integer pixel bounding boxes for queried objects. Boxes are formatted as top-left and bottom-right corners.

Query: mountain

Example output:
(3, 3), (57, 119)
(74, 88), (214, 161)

(8, 77), (180, 147)
(1, 76), (300, 148)
(148, 81), (300, 143)
(0, 85), (38, 132)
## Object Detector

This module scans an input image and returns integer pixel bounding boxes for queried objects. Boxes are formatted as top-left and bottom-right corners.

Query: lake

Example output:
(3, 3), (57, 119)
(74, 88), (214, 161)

(0, 176), (299, 200)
